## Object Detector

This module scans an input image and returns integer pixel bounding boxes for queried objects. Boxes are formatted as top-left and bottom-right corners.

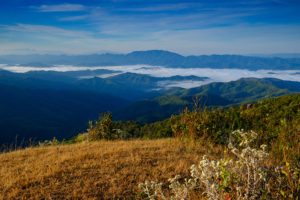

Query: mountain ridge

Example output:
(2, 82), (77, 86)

(1, 50), (300, 70)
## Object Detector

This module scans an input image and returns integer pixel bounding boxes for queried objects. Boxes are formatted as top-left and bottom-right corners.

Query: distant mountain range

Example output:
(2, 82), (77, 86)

(1, 50), (300, 70)
(244, 53), (300, 58)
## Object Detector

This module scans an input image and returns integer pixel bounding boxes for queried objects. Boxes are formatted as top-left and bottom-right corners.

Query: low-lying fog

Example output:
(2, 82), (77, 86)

(1, 64), (300, 89)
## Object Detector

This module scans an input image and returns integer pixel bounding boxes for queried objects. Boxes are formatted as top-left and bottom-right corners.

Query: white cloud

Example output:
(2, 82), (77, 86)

(33, 4), (87, 12)
(0, 24), (92, 37)
(119, 3), (202, 12)
(59, 15), (89, 21)
(1, 65), (300, 89)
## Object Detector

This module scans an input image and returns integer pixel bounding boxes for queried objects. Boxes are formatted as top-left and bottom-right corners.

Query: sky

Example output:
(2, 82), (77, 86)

(0, 0), (300, 56)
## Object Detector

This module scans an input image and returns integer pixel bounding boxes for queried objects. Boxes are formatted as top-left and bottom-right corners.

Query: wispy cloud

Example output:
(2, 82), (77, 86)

(59, 15), (89, 21)
(32, 4), (87, 12)
(120, 3), (202, 12)
(0, 24), (92, 37)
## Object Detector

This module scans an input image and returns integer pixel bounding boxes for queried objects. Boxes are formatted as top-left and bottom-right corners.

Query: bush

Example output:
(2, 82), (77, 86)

(76, 113), (117, 141)
(139, 129), (300, 200)
(170, 94), (300, 161)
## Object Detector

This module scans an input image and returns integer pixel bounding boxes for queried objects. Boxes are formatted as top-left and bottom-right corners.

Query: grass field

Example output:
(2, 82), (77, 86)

(0, 139), (228, 199)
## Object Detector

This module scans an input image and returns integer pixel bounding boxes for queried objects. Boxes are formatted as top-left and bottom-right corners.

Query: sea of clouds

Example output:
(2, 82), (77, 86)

(1, 64), (300, 89)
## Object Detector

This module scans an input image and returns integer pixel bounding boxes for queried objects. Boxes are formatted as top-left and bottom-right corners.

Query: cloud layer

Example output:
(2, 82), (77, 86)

(1, 64), (300, 89)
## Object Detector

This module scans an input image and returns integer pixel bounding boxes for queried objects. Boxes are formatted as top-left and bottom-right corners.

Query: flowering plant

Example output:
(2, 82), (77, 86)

(139, 129), (299, 200)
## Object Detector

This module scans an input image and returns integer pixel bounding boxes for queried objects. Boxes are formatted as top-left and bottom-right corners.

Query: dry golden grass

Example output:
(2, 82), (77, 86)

(0, 139), (227, 200)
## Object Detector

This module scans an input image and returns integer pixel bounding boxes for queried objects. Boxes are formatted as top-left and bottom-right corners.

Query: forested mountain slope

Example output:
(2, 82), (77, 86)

(139, 78), (299, 103)
(113, 93), (232, 124)
(0, 84), (128, 144)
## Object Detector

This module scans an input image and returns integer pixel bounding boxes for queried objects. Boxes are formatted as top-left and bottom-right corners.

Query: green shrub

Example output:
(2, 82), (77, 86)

(77, 113), (117, 141)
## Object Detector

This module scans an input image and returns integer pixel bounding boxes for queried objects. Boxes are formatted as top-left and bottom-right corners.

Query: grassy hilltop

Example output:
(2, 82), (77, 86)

(0, 94), (300, 199)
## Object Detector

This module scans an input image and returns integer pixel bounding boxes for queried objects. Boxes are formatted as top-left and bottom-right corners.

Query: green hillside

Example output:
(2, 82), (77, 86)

(112, 78), (299, 124)
(0, 73), (74, 90)
(0, 71), (144, 101)
(111, 93), (300, 160)
(139, 78), (299, 103)
(113, 93), (232, 124)
(0, 69), (119, 83)
(107, 72), (208, 90)
(0, 84), (129, 144)
(74, 77), (145, 101)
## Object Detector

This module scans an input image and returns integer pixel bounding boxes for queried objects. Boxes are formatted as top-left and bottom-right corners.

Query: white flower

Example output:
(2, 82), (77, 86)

(231, 148), (238, 154)
(275, 166), (283, 173)
(145, 181), (150, 187)
(260, 144), (267, 150)
(211, 184), (217, 190)
(236, 186), (243, 191)
(190, 169), (196, 177)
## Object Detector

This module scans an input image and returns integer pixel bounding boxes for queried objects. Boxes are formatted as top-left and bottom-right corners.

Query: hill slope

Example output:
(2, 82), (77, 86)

(0, 84), (129, 144)
(74, 77), (145, 101)
(113, 93), (232, 124)
(139, 78), (299, 103)
(0, 71), (143, 101)
(107, 72), (208, 90)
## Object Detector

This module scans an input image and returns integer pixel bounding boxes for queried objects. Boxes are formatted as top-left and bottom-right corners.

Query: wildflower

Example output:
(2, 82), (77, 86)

(211, 160), (217, 168)
(236, 186), (243, 191)
(231, 148), (238, 154)
(260, 144), (267, 151)
(275, 166), (283, 173)
(211, 184), (217, 190)
(145, 181), (150, 187)
(138, 129), (286, 200)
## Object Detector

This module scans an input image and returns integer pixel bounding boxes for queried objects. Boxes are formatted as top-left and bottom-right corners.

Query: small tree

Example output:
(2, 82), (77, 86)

(88, 113), (117, 141)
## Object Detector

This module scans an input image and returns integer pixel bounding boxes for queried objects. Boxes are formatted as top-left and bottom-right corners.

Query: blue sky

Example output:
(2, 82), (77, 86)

(0, 0), (300, 55)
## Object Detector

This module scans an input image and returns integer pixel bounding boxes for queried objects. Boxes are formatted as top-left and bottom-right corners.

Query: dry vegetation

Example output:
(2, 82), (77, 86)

(0, 139), (228, 200)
